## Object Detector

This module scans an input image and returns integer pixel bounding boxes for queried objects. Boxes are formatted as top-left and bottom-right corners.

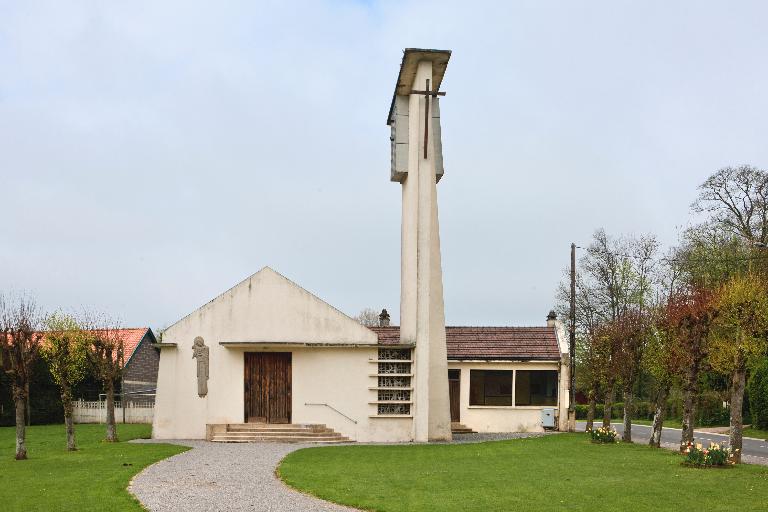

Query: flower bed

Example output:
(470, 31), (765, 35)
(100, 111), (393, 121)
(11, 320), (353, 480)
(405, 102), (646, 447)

(587, 426), (618, 444)
(682, 441), (735, 468)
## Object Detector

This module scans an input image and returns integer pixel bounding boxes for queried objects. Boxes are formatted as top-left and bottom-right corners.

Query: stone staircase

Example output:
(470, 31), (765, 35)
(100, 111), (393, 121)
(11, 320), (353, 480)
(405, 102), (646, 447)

(209, 423), (351, 443)
(451, 422), (476, 434)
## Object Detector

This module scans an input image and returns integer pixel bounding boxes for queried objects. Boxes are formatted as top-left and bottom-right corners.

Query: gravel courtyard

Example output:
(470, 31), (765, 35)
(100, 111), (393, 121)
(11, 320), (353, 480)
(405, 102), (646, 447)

(130, 433), (544, 512)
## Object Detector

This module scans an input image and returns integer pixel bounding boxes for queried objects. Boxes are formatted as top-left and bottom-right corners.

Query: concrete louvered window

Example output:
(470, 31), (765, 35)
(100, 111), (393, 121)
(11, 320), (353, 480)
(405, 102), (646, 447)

(372, 348), (412, 415)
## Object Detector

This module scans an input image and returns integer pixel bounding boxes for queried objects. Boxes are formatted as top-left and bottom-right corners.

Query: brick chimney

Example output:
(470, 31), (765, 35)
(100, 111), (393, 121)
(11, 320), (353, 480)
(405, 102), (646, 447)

(379, 308), (391, 327)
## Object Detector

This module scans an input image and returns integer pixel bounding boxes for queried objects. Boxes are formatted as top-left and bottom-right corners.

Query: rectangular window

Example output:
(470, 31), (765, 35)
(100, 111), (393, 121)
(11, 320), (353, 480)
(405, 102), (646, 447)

(515, 370), (558, 406)
(469, 370), (513, 406)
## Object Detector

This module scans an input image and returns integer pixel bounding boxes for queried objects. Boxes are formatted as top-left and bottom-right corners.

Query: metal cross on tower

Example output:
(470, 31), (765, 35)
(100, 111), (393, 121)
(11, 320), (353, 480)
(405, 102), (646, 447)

(410, 78), (446, 159)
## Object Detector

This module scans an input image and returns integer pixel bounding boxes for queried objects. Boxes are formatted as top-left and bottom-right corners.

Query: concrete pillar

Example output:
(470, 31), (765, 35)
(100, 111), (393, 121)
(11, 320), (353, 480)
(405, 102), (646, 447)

(399, 59), (451, 442)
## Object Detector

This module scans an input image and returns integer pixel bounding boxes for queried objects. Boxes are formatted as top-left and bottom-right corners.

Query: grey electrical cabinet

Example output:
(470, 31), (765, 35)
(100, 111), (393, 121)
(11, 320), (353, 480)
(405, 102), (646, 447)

(542, 408), (556, 428)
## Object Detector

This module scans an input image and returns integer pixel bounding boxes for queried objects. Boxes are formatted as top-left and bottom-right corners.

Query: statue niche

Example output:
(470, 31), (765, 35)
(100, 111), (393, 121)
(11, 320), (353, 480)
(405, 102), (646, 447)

(192, 336), (209, 398)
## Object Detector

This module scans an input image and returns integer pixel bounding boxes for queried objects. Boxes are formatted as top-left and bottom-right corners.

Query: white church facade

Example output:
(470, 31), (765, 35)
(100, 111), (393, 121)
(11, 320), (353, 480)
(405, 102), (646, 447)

(152, 48), (571, 443)
(152, 267), (570, 442)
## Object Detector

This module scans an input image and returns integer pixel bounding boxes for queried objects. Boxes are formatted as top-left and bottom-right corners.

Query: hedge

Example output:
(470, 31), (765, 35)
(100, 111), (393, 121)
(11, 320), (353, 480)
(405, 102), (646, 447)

(748, 358), (768, 430)
(575, 394), (733, 426)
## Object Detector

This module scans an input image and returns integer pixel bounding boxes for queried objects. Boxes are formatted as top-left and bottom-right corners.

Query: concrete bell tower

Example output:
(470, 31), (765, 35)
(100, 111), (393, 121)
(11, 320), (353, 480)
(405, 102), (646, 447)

(387, 49), (452, 442)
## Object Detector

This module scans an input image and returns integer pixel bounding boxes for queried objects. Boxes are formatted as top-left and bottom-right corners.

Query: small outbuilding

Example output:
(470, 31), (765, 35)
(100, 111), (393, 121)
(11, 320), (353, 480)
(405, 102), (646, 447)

(372, 318), (569, 433)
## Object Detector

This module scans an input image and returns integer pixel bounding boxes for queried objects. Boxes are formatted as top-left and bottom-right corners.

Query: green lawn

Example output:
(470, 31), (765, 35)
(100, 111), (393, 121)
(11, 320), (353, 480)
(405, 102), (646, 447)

(279, 434), (768, 512)
(0, 424), (187, 512)
(744, 427), (768, 440)
(631, 418), (684, 429)
(629, 419), (767, 439)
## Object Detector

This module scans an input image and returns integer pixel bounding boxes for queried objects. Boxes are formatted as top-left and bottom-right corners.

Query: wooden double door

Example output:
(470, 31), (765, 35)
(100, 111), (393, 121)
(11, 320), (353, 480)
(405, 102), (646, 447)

(244, 352), (292, 424)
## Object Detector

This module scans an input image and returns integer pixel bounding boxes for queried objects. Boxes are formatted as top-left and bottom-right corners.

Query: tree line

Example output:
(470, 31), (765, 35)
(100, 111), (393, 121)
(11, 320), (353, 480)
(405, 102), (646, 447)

(0, 299), (127, 460)
(559, 165), (768, 464)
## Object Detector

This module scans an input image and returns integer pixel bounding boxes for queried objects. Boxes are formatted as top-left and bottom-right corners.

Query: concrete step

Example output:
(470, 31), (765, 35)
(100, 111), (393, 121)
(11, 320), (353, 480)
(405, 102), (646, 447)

(219, 430), (342, 437)
(451, 423), (476, 434)
(225, 428), (336, 434)
(211, 435), (350, 443)
(227, 423), (328, 430)
(210, 423), (350, 443)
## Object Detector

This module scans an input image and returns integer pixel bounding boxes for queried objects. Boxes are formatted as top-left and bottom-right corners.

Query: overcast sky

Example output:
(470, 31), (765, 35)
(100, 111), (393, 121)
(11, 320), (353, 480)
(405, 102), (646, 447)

(2, 1), (767, 331)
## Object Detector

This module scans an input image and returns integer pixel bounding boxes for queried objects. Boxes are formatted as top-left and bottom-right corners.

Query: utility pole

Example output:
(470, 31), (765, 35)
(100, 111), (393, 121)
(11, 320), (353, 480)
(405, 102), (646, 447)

(569, 242), (576, 431)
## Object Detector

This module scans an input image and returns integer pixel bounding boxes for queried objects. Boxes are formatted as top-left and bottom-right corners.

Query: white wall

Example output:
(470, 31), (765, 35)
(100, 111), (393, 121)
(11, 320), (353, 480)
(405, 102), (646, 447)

(154, 345), (414, 441)
(153, 267), (412, 441)
(293, 347), (413, 442)
(448, 361), (566, 433)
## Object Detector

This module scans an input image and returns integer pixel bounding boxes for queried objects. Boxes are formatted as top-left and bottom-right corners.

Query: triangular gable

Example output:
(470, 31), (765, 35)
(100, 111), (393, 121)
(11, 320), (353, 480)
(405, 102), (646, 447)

(164, 267), (377, 345)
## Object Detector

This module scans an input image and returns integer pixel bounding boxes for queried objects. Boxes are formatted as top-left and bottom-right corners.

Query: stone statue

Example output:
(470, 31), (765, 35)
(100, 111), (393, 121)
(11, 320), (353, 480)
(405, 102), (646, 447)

(192, 336), (209, 397)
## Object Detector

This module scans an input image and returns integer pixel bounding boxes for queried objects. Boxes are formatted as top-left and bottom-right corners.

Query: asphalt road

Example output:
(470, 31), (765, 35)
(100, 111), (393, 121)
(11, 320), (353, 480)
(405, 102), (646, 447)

(576, 421), (768, 465)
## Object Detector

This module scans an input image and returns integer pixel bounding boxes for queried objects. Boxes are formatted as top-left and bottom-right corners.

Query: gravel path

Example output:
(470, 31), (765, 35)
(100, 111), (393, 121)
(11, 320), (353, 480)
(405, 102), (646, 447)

(129, 433), (547, 511)
(129, 440), (356, 512)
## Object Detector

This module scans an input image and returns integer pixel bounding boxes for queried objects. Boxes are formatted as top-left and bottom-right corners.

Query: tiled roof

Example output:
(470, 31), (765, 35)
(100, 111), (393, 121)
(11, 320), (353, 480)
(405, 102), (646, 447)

(118, 328), (152, 365)
(36, 327), (151, 367)
(368, 326), (561, 361)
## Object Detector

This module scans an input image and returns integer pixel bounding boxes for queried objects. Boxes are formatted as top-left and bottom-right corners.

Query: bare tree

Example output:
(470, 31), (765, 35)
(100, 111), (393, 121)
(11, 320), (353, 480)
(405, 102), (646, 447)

(85, 315), (126, 443)
(558, 271), (602, 430)
(0, 294), (43, 460)
(692, 165), (768, 245)
(354, 308), (381, 327)
(559, 229), (658, 432)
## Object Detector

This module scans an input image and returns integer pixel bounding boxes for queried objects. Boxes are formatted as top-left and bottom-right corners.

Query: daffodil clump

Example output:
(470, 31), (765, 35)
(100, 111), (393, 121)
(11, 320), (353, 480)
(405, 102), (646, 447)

(586, 426), (619, 443)
(683, 441), (734, 467)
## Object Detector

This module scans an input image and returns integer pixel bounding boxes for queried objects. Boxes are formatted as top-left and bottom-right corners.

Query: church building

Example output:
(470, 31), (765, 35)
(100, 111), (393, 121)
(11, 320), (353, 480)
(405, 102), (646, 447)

(152, 49), (570, 443)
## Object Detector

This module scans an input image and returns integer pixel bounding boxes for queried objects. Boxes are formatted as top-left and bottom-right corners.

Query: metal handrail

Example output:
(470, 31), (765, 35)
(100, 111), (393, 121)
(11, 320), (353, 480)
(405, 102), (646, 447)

(304, 402), (358, 424)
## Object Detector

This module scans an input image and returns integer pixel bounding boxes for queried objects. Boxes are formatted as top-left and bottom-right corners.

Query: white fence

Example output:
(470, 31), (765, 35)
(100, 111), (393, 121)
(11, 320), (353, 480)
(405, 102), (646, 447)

(73, 399), (154, 424)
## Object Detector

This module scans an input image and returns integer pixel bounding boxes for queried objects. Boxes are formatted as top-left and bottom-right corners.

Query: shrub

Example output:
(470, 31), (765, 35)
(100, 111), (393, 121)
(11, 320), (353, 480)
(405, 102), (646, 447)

(696, 391), (731, 426)
(748, 358), (768, 430)
(574, 401), (656, 421)
(587, 426), (618, 443)
(682, 441), (733, 467)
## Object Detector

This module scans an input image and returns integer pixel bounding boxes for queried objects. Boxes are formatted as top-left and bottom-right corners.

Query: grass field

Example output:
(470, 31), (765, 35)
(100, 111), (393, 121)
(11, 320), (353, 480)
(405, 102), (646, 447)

(631, 418), (684, 429)
(279, 434), (768, 512)
(0, 424), (187, 512)
(744, 427), (768, 440)
(627, 419), (768, 440)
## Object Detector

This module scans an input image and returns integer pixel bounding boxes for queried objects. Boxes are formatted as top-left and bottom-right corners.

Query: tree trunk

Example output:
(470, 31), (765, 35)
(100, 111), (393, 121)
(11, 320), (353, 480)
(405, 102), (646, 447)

(14, 390), (27, 460)
(679, 362), (699, 451)
(649, 385), (669, 447)
(729, 364), (747, 464)
(622, 386), (633, 443)
(586, 387), (597, 431)
(62, 386), (77, 451)
(602, 381), (614, 428)
(105, 381), (118, 443)
(25, 381), (31, 427)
